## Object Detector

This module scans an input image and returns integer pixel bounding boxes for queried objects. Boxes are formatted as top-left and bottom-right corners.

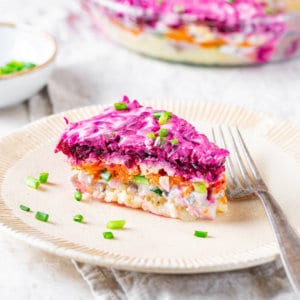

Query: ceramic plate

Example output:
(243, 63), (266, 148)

(1, 99), (300, 273)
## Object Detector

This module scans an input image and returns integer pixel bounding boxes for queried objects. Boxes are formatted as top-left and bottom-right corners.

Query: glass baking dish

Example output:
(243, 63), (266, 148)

(82, 0), (300, 65)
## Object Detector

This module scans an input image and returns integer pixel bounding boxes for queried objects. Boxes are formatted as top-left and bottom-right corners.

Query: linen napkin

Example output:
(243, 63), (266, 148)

(26, 62), (297, 300)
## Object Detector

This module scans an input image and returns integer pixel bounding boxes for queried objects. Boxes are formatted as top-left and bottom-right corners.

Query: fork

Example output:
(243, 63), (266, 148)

(212, 126), (300, 295)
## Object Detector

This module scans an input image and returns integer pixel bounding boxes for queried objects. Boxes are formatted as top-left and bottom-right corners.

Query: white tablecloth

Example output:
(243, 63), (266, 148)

(1, 0), (300, 299)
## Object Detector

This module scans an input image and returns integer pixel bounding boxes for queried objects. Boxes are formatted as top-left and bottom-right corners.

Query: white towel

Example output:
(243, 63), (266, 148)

(72, 259), (294, 300)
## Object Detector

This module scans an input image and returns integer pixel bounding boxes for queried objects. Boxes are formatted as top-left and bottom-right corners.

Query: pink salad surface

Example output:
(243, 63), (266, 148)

(114, 0), (267, 23)
(56, 96), (229, 182)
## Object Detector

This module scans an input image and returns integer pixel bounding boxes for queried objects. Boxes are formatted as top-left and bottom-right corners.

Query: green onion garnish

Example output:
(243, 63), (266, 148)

(26, 176), (40, 190)
(146, 132), (156, 140)
(100, 169), (112, 181)
(158, 112), (172, 125)
(73, 214), (84, 223)
(106, 219), (126, 229)
(170, 138), (179, 145)
(193, 182), (207, 194)
(39, 172), (49, 184)
(158, 128), (168, 137)
(74, 190), (82, 201)
(114, 102), (127, 110)
(133, 175), (149, 185)
(35, 211), (49, 222)
(103, 231), (114, 239)
(23, 62), (36, 69)
(0, 61), (36, 76)
(150, 186), (163, 196)
(153, 112), (162, 119)
(194, 230), (208, 238)
(7, 60), (24, 69)
(19, 204), (30, 212)
(0, 66), (13, 74)
(154, 136), (166, 147)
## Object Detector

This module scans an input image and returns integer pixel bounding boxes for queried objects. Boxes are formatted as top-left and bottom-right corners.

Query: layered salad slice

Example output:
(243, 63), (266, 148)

(55, 96), (229, 220)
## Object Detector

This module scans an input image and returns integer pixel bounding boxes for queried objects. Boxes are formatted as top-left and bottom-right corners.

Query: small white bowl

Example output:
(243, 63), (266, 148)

(0, 23), (57, 108)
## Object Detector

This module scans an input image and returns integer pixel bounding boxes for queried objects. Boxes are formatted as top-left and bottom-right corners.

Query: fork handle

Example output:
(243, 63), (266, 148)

(256, 191), (300, 294)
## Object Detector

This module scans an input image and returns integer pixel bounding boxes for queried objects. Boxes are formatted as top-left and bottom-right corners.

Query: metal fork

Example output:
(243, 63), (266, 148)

(212, 126), (300, 295)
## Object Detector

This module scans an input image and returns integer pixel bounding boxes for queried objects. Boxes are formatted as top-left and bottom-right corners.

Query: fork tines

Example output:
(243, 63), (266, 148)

(212, 126), (267, 198)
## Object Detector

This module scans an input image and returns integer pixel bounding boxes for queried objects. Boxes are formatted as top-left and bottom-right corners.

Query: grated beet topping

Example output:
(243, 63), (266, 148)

(55, 96), (229, 182)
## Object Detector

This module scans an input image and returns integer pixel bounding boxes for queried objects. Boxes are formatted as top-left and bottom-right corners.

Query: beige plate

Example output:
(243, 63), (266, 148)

(1, 99), (300, 274)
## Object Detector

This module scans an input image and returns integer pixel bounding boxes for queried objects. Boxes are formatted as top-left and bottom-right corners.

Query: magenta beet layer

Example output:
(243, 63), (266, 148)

(83, 0), (300, 64)
(112, 0), (267, 26)
(55, 96), (229, 182)
(89, 0), (286, 33)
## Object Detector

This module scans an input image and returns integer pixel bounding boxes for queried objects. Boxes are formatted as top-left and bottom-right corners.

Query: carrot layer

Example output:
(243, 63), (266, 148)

(73, 162), (226, 199)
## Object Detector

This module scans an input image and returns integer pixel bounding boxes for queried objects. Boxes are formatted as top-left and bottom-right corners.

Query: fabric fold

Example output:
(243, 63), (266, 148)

(27, 87), (53, 122)
(72, 260), (126, 300)
(72, 259), (295, 300)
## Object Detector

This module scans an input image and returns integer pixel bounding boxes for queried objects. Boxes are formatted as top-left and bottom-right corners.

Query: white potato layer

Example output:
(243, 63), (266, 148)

(71, 170), (227, 220)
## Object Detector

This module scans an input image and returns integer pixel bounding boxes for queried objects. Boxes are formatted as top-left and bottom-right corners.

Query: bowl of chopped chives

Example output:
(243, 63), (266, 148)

(0, 23), (57, 108)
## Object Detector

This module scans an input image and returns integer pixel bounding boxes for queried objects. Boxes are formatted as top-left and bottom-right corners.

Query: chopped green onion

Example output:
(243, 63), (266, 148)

(106, 219), (126, 229)
(193, 182), (207, 194)
(154, 136), (166, 147)
(158, 128), (168, 137)
(158, 112), (172, 125)
(19, 204), (30, 212)
(7, 60), (24, 68)
(23, 62), (36, 69)
(114, 102), (127, 110)
(153, 111), (162, 119)
(39, 172), (49, 183)
(133, 175), (149, 185)
(150, 186), (163, 196)
(1, 66), (14, 74)
(194, 230), (208, 238)
(170, 138), (179, 145)
(0, 61), (36, 76)
(73, 214), (84, 223)
(26, 176), (40, 190)
(100, 169), (111, 181)
(103, 231), (114, 239)
(74, 190), (82, 201)
(35, 211), (49, 222)
(146, 132), (156, 140)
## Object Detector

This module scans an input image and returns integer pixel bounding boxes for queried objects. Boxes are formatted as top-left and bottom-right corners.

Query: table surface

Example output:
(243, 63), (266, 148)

(1, 0), (300, 299)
